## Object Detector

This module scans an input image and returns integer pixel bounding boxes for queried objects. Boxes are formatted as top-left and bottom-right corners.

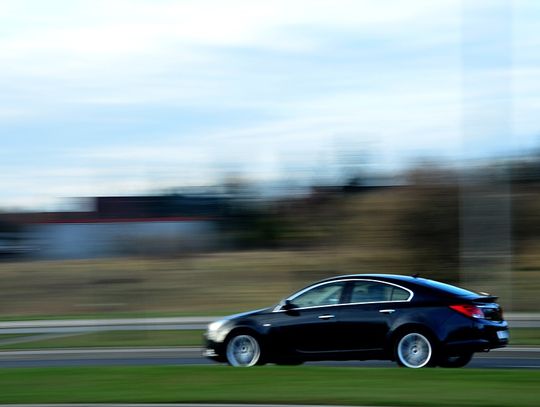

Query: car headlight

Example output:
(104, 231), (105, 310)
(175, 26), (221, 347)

(206, 320), (227, 342)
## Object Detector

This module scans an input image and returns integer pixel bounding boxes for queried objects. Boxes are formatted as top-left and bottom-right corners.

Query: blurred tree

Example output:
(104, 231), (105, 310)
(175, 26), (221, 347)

(400, 183), (460, 282)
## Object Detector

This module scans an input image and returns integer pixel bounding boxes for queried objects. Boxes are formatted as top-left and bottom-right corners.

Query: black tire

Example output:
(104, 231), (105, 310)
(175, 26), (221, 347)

(395, 331), (437, 368)
(225, 332), (264, 367)
(438, 352), (473, 368)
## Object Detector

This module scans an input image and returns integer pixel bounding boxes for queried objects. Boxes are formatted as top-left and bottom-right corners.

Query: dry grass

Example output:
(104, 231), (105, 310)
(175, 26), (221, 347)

(0, 250), (368, 317)
(0, 247), (538, 319)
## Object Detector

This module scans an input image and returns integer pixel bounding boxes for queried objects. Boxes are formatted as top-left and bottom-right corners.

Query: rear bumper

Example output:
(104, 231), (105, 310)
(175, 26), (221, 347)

(445, 338), (506, 353)
(444, 319), (509, 353)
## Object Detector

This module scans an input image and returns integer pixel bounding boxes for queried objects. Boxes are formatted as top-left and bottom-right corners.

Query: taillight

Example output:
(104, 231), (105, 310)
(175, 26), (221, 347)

(449, 304), (485, 319)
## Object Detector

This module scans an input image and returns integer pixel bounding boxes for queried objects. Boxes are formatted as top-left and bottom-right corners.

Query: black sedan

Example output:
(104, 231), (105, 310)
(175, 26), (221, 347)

(204, 274), (509, 368)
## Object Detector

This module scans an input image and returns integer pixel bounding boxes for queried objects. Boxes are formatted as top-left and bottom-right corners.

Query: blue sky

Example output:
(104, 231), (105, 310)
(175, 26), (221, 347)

(1, 0), (539, 210)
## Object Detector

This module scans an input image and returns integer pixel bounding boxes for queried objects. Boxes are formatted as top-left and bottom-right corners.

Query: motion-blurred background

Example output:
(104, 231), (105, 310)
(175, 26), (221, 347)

(1, 0), (539, 320)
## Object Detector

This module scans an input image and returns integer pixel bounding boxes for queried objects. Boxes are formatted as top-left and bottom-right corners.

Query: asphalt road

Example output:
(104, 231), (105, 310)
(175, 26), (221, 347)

(0, 347), (539, 369)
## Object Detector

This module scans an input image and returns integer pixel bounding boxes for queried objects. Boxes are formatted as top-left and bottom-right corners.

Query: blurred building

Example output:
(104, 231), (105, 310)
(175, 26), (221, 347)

(1, 195), (227, 260)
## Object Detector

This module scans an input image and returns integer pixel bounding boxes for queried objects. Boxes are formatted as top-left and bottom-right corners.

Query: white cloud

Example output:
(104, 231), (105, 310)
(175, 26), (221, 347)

(0, 0), (468, 121)
(0, 0), (539, 209)
(0, 0), (461, 73)
(1, 0), (459, 51)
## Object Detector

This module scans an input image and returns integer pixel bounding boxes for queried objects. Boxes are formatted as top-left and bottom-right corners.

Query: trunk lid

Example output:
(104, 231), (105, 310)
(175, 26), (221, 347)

(469, 295), (504, 321)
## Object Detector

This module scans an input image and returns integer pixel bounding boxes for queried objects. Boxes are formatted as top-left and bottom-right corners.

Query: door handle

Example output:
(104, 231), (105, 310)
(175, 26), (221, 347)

(379, 309), (396, 314)
(318, 314), (335, 320)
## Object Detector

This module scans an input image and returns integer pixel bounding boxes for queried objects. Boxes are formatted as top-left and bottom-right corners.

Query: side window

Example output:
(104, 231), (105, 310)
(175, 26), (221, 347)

(391, 286), (410, 301)
(350, 281), (391, 303)
(349, 281), (411, 303)
(291, 282), (345, 308)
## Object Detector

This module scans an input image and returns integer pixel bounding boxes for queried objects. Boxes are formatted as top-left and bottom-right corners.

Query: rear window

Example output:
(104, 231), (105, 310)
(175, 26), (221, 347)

(417, 278), (479, 297)
(348, 281), (411, 303)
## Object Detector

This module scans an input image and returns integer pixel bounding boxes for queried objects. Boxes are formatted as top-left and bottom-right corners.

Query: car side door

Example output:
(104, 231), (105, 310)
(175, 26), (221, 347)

(273, 281), (346, 353)
(335, 280), (413, 351)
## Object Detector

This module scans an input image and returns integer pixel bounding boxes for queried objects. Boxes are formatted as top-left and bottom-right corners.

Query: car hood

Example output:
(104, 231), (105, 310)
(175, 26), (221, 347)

(222, 307), (272, 321)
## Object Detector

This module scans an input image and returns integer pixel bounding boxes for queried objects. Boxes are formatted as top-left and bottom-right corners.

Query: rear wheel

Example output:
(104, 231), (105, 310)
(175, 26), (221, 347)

(225, 333), (262, 367)
(395, 332), (435, 368)
(438, 352), (473, 368)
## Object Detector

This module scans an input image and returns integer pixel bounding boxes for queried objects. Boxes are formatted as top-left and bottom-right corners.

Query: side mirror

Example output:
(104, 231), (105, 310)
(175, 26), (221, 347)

(281, 299), (297, 311)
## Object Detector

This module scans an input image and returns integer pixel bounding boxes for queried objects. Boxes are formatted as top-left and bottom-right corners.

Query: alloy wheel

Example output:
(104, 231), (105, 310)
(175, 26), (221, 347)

(396, 332), (433, 368)
(226, 334), (261, 367)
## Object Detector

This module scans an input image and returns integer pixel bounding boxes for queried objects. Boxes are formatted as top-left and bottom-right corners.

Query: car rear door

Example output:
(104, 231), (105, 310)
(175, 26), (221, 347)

(334, 280), (413, 351)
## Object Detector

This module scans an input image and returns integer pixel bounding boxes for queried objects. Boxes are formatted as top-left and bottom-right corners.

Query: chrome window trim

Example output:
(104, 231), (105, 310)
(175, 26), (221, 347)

(272, 278), (414, 312)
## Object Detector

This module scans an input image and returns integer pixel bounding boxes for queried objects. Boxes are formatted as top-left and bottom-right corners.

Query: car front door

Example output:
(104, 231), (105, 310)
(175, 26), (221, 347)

(273, 281), (346, 354)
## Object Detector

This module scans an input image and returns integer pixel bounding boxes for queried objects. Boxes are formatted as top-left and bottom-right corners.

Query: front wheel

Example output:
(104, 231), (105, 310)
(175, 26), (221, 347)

(395, 332), (435, 368)
(225, 333), (262, 367)
(438, 352), (473, 368)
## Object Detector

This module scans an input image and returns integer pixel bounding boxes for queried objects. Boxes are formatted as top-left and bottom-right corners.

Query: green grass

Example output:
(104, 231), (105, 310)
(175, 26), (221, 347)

(0, 366), (538, 406)
(0, 334), (33, 342)
(509, 328), (540, 345)
(0, 330), (204, 349)
(0, 310), (224, 322)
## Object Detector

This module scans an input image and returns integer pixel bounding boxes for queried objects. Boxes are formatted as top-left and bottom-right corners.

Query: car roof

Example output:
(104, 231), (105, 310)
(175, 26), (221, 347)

(317, 274), (481, 298)
(320, 274), (420, 284)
